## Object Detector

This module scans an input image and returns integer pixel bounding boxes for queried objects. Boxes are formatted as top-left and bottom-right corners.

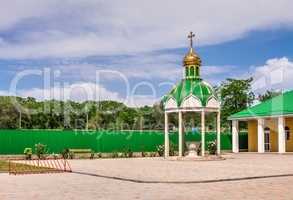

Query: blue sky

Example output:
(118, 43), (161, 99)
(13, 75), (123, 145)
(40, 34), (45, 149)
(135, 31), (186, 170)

(0, 1), (293, 106)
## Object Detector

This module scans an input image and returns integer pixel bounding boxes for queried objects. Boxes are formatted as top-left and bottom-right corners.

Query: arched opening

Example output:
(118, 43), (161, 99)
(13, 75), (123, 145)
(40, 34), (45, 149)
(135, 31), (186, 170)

(264, 127), (270, 152)
(185, 68), (189, 77)
(190, 66), (195, 77)
(196, 66), (199, 77)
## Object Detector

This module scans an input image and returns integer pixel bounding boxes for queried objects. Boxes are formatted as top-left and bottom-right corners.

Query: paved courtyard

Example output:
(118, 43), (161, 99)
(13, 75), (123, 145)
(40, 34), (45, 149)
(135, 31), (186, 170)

(1, 153), (293, 200)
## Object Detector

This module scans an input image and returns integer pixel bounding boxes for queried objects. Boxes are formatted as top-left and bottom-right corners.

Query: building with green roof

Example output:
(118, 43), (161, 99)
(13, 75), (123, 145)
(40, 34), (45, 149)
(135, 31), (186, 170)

(162, 32), (221, 158)
(229, 90), (293, 153)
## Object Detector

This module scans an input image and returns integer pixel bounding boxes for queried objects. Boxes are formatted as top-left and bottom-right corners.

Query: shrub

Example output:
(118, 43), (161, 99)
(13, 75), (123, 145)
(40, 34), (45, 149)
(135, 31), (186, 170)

(90, 150), (95, 159)
(141, 151), (146, 157)
(97, 152), (102, 158)
(197, 143), (202, 156)
(156, 145), (164, 156)
(123, 148), (133, 158)
(111, 151), (119, 158)
(207, 141), (217, 155)
(169, 143), (177, 156)
(156, 142), (177, 157)
(61, 148), (70, 159)
(35, 143), (47, 159)
(52, 153), (58, 159)
(69, 152), (75, 159)
(24, 148), (32, 160)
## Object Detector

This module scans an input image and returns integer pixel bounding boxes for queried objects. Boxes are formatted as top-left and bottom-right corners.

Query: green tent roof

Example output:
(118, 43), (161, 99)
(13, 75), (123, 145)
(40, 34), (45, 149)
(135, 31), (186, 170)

(162, 79), (217, 107)
(229, 90), (293, 120)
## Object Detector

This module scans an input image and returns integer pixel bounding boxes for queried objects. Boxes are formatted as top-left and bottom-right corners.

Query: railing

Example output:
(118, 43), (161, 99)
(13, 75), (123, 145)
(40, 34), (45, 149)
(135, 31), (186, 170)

(9, 158), (72, 175)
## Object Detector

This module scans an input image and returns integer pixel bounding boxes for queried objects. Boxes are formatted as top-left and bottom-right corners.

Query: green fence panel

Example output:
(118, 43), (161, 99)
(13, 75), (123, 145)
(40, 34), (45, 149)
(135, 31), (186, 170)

(0, 129), (247, 155)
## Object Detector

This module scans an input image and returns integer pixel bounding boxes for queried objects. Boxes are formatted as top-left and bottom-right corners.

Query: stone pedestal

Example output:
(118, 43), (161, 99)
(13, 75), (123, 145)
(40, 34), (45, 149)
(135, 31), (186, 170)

(185, 142), (200, 157)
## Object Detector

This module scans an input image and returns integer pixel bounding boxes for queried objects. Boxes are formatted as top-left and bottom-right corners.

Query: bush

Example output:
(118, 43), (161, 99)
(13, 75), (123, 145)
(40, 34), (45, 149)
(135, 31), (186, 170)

(52, 153), (58, 159)
(24, 148), (32, 160)
(96, 152), (102, 158)
(156, 145), (164, 156)
(69, 152), (75, 159)
(197, 143), (202, 156)
(123, 148), (133, 158)
(169, 143), (177, 156)
(207, 141), (217, 155)
(90, 150), (95, 159)
(61, 148), (70, 159)
(35, 143), (47, 159)
(156, 142), (177, 157)
(111, 151), (119, 158)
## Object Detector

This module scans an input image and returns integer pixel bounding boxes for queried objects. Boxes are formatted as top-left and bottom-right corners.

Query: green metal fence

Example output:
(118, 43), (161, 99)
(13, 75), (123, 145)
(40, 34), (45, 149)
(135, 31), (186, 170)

(0, 130), (248, 155)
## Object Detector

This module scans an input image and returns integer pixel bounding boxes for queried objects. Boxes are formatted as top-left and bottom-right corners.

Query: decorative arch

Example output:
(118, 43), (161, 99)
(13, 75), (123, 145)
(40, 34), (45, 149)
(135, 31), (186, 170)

(165, 97), (178, 109)
(180, 95), (202, 108)
(206, 97), (220, 108)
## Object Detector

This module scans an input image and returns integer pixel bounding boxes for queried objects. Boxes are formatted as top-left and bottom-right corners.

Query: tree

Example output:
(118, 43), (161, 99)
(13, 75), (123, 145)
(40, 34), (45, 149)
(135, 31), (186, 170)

(219, 78), (255, 128)
(258, 90), (281, 102)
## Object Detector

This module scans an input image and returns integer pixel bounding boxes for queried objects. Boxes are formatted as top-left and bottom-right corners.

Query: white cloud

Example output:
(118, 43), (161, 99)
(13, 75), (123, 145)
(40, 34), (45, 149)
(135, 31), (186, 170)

(18, 82), (120, 102)
(2, 81), (159, 107)
(25, 54), (237, 83)
(0, 0), (293, 59)
(251, 57), (293, 93)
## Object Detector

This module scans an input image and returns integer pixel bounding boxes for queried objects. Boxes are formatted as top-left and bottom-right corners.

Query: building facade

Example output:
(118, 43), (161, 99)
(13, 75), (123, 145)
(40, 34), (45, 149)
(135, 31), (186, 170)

(229, 90), (293, 153)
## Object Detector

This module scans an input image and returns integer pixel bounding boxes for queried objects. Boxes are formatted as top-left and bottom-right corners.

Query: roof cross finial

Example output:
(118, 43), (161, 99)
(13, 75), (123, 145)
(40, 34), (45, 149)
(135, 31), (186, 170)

(188, 31), (195, 49)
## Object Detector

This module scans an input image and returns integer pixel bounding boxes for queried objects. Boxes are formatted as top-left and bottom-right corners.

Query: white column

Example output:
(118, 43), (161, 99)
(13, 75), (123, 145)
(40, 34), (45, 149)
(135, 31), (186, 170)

(278, 117), (286, 153)
(217, 111), (221, 155)
(178, 111), (183, 157)
(201, 110), (205, 156)
(257, 118), (265, 153)
(232, 120), (239, 153)
(164, 112), (169, 158)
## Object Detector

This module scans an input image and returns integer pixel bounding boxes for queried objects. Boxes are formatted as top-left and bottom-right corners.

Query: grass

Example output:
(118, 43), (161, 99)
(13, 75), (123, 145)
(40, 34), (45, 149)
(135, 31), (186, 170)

(0, 160), (10, 172)
(0, 160), (60, 173)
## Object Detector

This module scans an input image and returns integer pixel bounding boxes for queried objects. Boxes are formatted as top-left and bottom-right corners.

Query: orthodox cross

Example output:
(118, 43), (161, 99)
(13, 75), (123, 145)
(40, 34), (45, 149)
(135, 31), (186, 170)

(188, 31), (195, 48)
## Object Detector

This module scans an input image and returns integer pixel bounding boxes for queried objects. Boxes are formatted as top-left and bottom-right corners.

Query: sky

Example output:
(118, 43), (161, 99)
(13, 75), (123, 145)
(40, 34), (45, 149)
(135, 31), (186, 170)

(0, 0), (293, 107)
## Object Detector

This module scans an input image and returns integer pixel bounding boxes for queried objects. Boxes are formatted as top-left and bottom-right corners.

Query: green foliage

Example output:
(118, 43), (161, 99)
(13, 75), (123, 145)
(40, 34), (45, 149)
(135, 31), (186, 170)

(122, 147), (133, 158)
(111, 151), (119, 158)
(69, 152), (75, 159)
(23, 148), (32, 160)
(35, 143), (47, 159)
(219, 78), (255, 128)
(90, 150), (95, 159)
(51, 153), (58, 159)
(258, 90), (281, 102)
(207, 141), (217, 155)
(61, 148), (70, 159)
(157, 145), (164, 156)
(0, 96), (164, 130)
(156, 143), (177, 157)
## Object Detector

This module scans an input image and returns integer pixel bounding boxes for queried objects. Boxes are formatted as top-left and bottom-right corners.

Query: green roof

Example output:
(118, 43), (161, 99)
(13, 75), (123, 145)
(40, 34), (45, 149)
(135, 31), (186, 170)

(162, 79), (217, 106)
(229, 90), (293, 120)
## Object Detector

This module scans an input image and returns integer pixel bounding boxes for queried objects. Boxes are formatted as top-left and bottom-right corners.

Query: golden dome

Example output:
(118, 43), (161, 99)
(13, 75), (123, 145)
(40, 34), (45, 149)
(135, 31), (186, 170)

(183, 47), (201, 66)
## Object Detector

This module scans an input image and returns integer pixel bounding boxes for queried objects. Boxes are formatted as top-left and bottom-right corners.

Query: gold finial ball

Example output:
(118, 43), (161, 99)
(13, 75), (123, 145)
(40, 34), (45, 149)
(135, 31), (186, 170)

(183, 48), (201, 66)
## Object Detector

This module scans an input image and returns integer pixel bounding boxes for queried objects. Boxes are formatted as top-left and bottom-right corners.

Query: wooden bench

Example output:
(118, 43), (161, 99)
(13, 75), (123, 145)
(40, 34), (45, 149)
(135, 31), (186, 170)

(68, 149), (93, 159)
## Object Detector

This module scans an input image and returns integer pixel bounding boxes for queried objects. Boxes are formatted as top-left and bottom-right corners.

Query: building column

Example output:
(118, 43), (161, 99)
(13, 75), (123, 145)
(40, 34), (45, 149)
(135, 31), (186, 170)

(217, 111), (221, 155)
(164, 112), (169, 158)
(201, 110), (205, 156)
(257, 118), (265, 153)
(278, 117), (286, 153)
(232, 120), (239, 153)
(178, 111), (183, 157)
